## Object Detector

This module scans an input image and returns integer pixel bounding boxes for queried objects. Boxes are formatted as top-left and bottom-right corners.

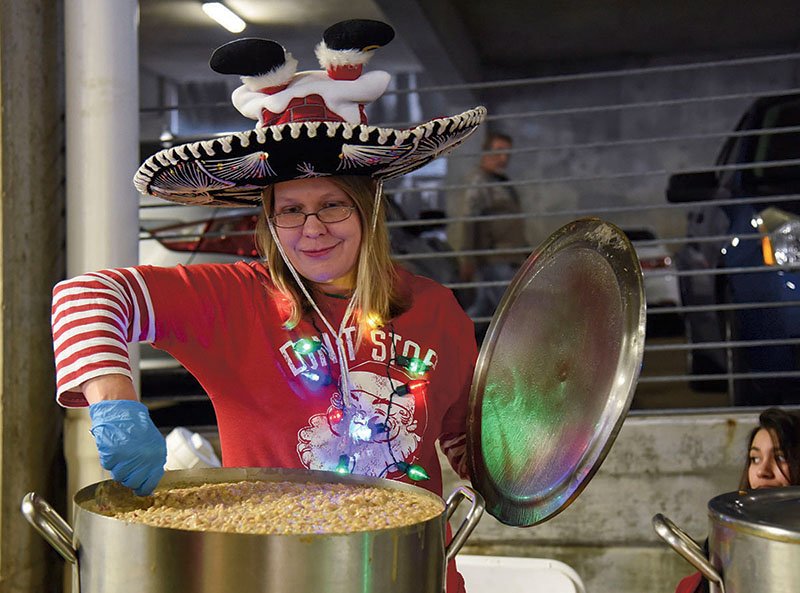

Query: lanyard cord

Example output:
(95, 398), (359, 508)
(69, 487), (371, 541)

(380, 323), (402, 475)
(266, 179), (384, 408)
(267, 218), (356, 406)
(370, 179), (384, 234)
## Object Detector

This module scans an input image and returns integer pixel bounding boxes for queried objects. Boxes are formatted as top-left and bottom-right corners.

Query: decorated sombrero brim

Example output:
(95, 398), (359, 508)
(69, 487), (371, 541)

(133, 106), (486, 206)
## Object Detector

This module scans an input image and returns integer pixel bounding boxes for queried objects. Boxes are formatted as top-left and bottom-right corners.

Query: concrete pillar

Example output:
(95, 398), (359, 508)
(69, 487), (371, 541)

(63, 0), (140, 505)
(0, 1), (66, 592)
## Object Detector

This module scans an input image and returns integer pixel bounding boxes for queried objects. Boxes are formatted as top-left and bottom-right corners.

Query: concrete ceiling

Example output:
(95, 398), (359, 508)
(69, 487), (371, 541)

(139, 0), (800, 87)
(138, 0), (421, 82)
(451, 0), (800, 69)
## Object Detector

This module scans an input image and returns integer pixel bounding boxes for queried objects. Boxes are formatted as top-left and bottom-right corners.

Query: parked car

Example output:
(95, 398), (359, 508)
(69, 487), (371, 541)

(386, 206), (459, 286)
(621, 227), (681, 335)
(668, 93), (800, 405)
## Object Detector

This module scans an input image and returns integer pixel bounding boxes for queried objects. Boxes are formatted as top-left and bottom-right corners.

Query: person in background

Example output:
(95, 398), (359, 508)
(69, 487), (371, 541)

(449, 131), (528, 341)
(51, 20), (485, 593)
(674, 407), (800, 593)
(739, 406), (800, 489)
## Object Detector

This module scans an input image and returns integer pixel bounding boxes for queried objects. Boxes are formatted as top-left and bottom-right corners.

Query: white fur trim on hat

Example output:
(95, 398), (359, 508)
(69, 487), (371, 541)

(241, 54), (299, 91)
(232, 70), (391, 124)
(315, 42), (374, 69)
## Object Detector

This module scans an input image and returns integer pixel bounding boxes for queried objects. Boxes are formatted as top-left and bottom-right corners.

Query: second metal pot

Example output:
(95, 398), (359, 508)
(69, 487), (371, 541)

(653, 486), (800, 593)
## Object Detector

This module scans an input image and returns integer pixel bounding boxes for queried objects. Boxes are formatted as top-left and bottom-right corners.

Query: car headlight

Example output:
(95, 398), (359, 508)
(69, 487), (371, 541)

(759, 207), (800, 266)
(770, 220), (800, 265)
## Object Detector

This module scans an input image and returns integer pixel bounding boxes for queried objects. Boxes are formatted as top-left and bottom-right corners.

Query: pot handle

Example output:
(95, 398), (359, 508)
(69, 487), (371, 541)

(652, 513), (724, 593)
(21, 492), (77, 565)
(444, 486), (485, 563)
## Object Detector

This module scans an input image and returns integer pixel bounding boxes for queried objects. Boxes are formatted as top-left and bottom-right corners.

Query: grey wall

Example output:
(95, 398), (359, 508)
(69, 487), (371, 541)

(463, 55), (800, 248)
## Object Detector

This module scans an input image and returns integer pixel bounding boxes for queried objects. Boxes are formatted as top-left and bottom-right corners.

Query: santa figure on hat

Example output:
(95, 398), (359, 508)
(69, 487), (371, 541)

(212, 19), (395, 127)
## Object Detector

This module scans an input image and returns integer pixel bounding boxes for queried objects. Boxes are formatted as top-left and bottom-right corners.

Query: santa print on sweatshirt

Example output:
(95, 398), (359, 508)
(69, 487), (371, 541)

(276, 294), (447, 482)
(51, 261), (475, 498)
(292, 354), (432, 480)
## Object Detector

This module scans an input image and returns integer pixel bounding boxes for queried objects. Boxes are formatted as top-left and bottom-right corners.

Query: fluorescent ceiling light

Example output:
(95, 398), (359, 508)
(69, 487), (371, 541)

(202, 3), (246, 33)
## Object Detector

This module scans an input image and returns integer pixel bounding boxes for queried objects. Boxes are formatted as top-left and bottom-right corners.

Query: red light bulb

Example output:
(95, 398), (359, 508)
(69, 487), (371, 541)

(407, 379), (428, 395)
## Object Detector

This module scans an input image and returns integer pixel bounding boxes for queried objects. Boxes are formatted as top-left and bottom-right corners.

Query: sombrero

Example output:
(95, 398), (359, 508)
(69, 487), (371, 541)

(133, 19), (486, 206)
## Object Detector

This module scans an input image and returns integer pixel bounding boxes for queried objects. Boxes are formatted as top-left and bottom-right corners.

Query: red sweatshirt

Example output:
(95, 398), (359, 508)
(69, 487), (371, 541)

(52, 261), (477, 592)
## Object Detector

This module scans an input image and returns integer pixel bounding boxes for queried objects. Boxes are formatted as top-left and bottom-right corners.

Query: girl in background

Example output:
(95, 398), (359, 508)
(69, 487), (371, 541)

(674, 406), (800, 593)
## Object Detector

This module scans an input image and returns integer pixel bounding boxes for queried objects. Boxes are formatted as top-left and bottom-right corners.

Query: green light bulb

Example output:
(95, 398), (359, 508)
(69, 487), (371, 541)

(396, 461), (429, 481)
(407, 464), (430, 481)
(335, 454), (351, 474)
(407, 358), (428, 376)
(293, 338), (321, 355)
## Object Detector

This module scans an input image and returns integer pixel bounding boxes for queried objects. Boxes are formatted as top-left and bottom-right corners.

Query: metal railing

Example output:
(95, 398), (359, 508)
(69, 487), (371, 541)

(139, 50), (800, 408)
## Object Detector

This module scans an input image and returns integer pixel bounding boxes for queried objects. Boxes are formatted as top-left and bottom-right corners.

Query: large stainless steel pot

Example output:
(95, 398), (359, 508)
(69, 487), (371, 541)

(22, 467), (484, 593)
(653, 486), (800, 593)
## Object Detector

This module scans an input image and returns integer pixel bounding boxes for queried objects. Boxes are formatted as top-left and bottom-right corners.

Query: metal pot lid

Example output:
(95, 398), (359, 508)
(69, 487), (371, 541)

(708, 486), (800, 541)
(466, 218), (645, 527)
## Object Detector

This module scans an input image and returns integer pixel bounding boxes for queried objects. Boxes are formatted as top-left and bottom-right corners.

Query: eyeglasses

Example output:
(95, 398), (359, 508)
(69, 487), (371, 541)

(270, 205), (357, 229)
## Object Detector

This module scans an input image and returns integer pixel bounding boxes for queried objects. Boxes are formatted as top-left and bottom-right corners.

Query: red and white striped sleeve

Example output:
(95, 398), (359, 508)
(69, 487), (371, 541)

(440, 432), (469, 480)
(51, 268), (156, 407)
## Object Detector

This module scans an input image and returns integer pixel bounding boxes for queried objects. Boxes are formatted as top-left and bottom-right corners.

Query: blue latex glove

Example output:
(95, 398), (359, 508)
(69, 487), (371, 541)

(89, 400), (166, 496)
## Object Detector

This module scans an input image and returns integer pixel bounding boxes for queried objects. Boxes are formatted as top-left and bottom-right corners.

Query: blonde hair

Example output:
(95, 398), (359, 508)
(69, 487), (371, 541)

(255, 176), (409, 341)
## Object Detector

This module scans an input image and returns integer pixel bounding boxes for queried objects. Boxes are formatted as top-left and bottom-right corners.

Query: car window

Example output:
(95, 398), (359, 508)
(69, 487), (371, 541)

(140, 218), (186, 231)
(715, 129), (737, 167)
(751, 99), (800, 186)
(623, 229), (656, 241)
(715, 110), (751, 169)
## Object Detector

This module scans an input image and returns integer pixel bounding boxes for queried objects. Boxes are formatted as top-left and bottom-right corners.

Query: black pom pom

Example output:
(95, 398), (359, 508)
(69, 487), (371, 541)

(210, 38), (287, 76)
(323, 19), (394, 51)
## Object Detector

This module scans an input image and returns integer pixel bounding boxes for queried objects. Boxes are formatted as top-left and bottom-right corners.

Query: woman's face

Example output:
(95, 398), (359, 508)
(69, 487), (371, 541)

(748, 428), (791, 489)
(272, 178), (362, 293)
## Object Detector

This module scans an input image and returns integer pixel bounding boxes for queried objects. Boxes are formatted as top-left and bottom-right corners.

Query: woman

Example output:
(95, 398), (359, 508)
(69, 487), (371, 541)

(52, 19), (485, 593)
(674, 407), (800, 593)
(739, 406), (800, 490)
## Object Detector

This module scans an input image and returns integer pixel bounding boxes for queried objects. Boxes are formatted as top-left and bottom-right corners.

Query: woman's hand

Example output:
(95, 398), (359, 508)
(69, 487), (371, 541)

(82, 375), (166, 495)
(87, 397), (166, 496)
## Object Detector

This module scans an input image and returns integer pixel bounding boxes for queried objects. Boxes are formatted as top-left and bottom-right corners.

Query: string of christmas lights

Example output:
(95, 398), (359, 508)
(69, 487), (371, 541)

(378, 326), (430, 481)
(290, 315), (432, 481)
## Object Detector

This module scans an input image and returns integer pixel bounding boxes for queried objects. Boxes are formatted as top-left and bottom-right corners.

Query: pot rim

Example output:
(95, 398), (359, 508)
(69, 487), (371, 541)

(708, 486), (800, 543)
(74, 467), (449, 538)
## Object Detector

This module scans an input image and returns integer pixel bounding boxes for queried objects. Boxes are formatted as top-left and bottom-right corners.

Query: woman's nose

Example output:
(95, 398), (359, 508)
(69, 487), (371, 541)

(302, 213), (327, 235)
(757, 462), (775, 478)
